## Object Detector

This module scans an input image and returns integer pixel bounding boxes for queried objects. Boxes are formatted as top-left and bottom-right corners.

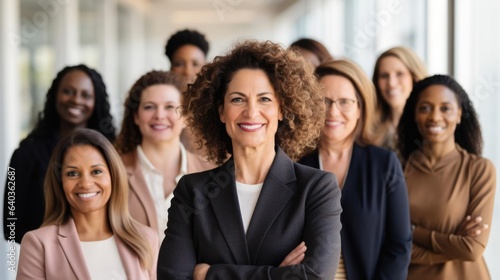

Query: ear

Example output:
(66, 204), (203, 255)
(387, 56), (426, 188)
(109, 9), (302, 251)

(278, 109), (283, 121)
(134, 112), (140, 126)
(219, 104), (225, 123)
(457, 107), (462, 124)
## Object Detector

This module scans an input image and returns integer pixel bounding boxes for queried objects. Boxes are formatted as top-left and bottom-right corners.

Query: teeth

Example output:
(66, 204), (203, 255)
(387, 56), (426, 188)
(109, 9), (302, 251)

(240, 124), (262, 130)
(428, 126), (444, 133)
(326, 121), (342, 126)
(78, 192), (98, 198)
(151, 125), (169, 129)
(68, 108), (82, 116)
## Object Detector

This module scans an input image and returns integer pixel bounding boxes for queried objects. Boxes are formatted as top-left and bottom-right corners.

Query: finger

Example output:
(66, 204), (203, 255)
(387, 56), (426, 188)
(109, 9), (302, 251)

(280, 243), (307, 266)
(287, 253), (305, 266)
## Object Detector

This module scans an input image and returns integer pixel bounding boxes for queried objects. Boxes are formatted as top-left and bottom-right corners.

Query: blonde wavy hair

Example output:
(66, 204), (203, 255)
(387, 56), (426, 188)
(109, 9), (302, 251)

(183, 40), (325, 164)
(43, 128), (154, 270)
(372, 46), (428, 124)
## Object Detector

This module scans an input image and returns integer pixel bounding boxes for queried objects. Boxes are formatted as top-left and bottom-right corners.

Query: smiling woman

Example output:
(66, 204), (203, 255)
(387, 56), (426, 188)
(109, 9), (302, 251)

(16, 128), (158, 280)
(157, 40), (342, 280)
(2, 64), (116, 244)
(397, 75), (496, 280)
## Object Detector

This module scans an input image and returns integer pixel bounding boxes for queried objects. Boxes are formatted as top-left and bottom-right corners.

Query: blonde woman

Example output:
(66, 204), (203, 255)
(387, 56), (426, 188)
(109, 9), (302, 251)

(372, 46), (427, 149)
(17, 128), (157, 280)
(300, 59), (412, 279)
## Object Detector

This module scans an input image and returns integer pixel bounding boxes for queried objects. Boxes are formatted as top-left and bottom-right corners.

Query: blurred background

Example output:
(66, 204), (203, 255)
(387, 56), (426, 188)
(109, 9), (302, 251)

(1, 0), (499, 278)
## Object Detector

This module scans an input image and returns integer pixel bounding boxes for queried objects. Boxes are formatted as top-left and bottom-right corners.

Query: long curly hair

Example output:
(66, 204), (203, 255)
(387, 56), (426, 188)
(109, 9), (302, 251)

(114, 71), (186, 154)
(183, 40), (325, 164)
(25, 64), (116, 142)
(315, 59), (377, 146)
(43, 128), (154, 270)
(372, 46), (427, 123)
(397, 75), (482, 161)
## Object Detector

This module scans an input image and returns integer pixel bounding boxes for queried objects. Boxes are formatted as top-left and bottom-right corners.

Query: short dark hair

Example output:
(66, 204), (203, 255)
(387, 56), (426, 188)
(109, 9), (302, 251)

(290, 38), (332, 64)
(397, 74), (482, 160)
(183, 40), (325, 164)
(26, 64), (116, 142)
(164, 29), (209, 62)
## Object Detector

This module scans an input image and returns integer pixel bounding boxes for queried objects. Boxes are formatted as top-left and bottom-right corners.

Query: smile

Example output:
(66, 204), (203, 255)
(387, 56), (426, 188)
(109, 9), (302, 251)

(239, 123), (264, 131)
(77, 192), (99, 198)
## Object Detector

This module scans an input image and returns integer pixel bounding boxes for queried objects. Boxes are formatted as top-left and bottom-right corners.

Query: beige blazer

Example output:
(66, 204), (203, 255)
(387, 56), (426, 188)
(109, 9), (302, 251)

(17, 217), (158, 280)
(121, 147), (215, 235)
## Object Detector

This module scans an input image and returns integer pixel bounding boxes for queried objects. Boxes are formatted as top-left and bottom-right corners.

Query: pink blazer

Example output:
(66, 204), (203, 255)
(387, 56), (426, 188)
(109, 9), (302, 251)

(17, 217), (158, 280)
(121, 148), (215, 234)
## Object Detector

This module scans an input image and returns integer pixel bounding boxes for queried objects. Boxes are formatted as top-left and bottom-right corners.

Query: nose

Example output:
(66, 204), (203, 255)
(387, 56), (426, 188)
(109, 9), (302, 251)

(243, 101), (258, 118)
(79, 173), (94, 188)
(327, 101), (341, 116)
(155, 107), (168, 120)
(184, 64), (194, 77)
(388, 74), (398, 88)
(429, 107), (442, 121)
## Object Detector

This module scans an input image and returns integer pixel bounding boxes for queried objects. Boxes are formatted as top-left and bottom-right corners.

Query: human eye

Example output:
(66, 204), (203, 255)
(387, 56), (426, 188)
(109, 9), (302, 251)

(324, 98), (333, 107)
(143, 104), (154, 110)
(441, 105), (453, 113)
(260, 96), (272, 102)
(91, 169), (103, 175)
(166, 104), (176, 110)
(173, 61), (184, 68)
(417, 104), (431, 113)
(66, 170), (79, 177)
(230, 97), (244, 103)
(379, 73), (389, 79)
(61, 88), (74, 96)
(81, 91), (93, 100)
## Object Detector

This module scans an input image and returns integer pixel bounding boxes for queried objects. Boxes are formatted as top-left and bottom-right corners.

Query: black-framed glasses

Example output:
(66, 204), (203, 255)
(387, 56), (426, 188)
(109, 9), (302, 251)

(324, 98), (358, 112)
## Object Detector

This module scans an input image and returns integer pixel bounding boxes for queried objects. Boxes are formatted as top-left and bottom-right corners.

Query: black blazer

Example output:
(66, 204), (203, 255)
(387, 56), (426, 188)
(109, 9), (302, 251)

(299, 144), (412, 280)
(3, 133), (59, 243)
(158, 147), (342, 279)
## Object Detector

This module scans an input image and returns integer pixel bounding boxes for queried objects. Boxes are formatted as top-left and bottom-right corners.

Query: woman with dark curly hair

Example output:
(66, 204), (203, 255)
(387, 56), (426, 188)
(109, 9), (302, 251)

(3, 64), (116, 243)
(164, 29), (209, 79)
(299, 59), (411, 279)
(372, 46), (427, 150)
(114, 70), (214, 240)
(397, 75), (496, 279)
(157, 40), (342, 279)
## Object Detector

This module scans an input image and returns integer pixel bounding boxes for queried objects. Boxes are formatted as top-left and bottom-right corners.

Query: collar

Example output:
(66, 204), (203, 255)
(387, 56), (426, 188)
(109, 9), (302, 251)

(136, 144), (188, 183)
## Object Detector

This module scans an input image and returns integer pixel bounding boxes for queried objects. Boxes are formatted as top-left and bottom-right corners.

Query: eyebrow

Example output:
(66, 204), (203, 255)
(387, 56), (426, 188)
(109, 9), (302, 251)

(63, 164), (106, 169)
(227, 92), (274, 97)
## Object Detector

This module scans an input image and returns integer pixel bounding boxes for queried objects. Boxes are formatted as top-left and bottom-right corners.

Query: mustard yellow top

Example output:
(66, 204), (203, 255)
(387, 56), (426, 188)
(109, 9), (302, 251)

(405, 145), (496, 280)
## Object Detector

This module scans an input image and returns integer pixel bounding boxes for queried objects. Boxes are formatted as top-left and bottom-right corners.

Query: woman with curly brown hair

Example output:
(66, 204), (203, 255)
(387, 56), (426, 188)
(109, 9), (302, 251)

(157, 40), (342, 279)
(114, 70), (214, 240)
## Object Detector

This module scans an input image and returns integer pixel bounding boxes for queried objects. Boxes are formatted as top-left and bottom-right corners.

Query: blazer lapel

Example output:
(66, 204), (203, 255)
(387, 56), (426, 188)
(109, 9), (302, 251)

(246, 147), (296, 263)
(115, 236), (142, 279)
(208, 159), (251, 264)
(58, 218), (92, 280)
(125, 150), (159, 231)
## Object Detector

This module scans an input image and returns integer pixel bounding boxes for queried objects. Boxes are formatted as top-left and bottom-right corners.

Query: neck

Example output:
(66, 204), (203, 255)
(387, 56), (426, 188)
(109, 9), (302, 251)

(319, 139), (354, 161)
(141, 138), (181, 172)
(59, 121), (86, 138)
(71, 210), (112, 241)
(389, 108), (403, 127)
(233, 143), (275, 185)
(421, 140), (457, 165)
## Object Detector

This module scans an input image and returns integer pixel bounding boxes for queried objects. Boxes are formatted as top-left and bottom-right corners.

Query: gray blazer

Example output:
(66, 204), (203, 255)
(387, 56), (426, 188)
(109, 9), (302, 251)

(157, 147), (342, 279)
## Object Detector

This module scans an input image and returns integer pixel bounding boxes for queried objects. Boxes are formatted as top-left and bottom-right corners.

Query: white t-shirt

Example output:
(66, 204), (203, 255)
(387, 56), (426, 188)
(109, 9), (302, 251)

(236, 182), (263, 233)
(80, 236), (126, 280)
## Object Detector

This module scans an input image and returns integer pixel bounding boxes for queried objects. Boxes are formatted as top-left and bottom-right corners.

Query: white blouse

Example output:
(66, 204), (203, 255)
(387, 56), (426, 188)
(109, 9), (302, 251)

(235, 182), (263, 233)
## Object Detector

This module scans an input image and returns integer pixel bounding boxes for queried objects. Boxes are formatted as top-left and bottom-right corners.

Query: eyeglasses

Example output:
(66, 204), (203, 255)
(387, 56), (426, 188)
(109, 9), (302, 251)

(324, 98), (358, 112)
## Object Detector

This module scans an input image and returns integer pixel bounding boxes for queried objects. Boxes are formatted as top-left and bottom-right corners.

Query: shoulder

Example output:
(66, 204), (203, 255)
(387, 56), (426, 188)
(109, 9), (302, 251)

(463, 151), (496, 177)
(21, 224), (59, 244)
(134, 222), (158, 243)
(297, 149), (319, 167)
(186, 150), (217, 173)
(120, 149), (138, 167)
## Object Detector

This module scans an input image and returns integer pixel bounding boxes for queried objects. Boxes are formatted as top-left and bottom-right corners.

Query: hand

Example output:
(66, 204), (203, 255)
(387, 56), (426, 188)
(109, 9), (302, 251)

(279, 241), (307, 267)
(193, 263), (210, 280)
(456, 215), (489, 237)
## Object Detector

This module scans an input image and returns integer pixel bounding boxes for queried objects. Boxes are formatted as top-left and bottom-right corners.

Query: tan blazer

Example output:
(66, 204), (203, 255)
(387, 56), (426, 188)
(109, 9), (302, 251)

(121, 147), (215, 235)
(17, 217), (158, 280)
